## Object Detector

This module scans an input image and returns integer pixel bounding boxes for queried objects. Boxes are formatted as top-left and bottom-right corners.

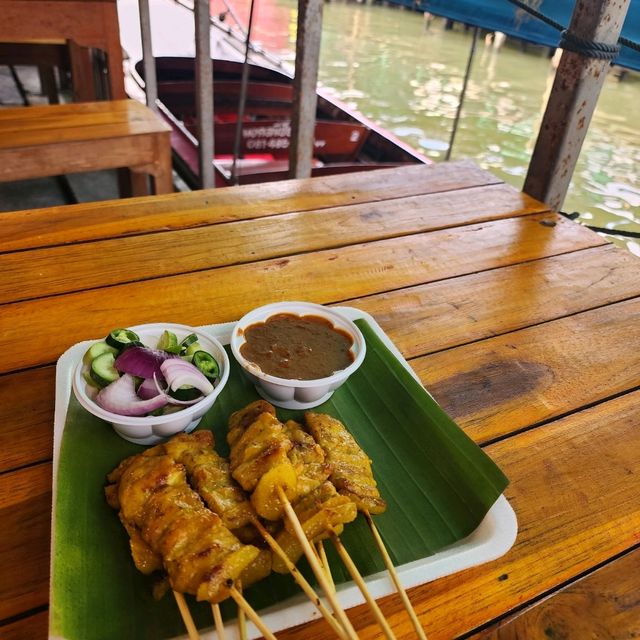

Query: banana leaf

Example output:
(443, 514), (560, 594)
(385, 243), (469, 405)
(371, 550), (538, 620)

(51, 318), (508, 639)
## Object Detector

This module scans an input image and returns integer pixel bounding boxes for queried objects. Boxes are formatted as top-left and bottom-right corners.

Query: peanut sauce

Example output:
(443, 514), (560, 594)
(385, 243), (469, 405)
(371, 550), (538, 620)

(240, 313), (354, 380)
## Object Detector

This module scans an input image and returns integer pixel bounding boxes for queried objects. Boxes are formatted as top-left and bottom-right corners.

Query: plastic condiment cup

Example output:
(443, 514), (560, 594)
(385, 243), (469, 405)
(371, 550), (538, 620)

(230, 302), (366, 409)
(72, 323), (229, 445)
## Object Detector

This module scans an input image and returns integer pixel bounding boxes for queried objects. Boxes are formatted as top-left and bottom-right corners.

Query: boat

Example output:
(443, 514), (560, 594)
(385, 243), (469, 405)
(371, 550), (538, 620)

(132, 57), (430, 188)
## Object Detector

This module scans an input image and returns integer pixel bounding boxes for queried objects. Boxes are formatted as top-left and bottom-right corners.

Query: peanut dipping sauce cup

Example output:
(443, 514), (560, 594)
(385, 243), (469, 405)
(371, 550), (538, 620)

(230, 302), (366, 409)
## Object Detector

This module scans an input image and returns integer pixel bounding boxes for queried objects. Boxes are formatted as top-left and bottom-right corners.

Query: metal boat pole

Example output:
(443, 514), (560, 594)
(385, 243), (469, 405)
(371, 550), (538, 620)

(445, 25), (478, 162)
(230, 0), (258, 185)
(138, 0), (158, 111)
(524, 0), (630, 211)
(194, 0), (215, 188)
(289, 0), (323, 179)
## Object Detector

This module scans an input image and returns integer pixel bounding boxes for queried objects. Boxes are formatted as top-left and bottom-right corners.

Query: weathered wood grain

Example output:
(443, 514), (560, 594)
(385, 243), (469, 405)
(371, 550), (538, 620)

(473, 548), (640, 639)
(415, 297), (640, 443)
(0, 160), (500, 252)
(0, 213), (605, 374)
(0, 367), (55, 473)
(350, 244), (640, 358)
(0, 609), (48, 640)
(0, 463), (51, 621)
(0, 184), (547, 303)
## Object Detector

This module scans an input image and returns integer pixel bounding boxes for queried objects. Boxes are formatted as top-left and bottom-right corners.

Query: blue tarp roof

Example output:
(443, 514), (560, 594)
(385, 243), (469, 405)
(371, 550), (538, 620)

(419, 0), (640, 71)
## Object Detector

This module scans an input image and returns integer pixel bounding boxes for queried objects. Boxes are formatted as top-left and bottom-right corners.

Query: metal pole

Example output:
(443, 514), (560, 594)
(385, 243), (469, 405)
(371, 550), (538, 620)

(524, 0), (630, 211)
(445, 25), (478, 162)
(194, 0), (215, 189)
(289, 0), (323, 179)
(231, 0), (258, 186)
(138, 0), (158, 111)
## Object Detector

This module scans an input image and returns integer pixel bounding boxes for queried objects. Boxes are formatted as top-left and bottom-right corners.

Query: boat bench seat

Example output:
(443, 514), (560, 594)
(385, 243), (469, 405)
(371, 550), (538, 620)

(0, 99), (173, 196)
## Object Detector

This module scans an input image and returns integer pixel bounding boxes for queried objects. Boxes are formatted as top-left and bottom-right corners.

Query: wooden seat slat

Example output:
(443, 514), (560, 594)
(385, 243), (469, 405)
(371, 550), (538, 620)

(417, 296), (640, 443)
(0, 183), (546, 304)
(0, 160), (500, 253)
(0, 117), (171, 149)
(0, 213), (605, 375)
(0, 99), (136, 121)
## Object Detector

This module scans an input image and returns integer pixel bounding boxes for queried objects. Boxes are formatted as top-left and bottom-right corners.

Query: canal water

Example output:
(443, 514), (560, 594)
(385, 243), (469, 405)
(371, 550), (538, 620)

(217, 0), (640, 255)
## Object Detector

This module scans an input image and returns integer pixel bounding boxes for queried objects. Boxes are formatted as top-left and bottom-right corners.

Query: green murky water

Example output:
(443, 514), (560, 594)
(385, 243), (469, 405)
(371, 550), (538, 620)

(245, 0), (640, 254)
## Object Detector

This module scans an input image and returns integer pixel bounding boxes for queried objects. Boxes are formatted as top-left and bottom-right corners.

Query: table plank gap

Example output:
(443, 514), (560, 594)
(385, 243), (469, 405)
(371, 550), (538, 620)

(467, 545), (640, 639)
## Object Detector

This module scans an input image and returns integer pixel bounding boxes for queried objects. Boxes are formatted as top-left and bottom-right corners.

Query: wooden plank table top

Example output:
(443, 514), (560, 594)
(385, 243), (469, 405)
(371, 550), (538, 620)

(1, 160), (638, 640)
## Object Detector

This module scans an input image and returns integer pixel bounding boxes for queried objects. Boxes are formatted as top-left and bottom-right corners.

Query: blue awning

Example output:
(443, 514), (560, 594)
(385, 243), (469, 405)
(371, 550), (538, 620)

(419, 0), (640, 71)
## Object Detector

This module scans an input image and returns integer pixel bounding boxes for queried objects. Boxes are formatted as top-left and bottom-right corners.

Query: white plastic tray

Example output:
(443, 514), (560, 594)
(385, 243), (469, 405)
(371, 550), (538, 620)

(51, 307), (517, 639)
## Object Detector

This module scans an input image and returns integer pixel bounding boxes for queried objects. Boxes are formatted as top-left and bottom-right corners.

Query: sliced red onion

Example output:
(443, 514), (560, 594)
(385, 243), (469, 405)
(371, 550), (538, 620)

(152, 373), (202, 406)
(160, 358), (214, 396)
(97, 374), (168, 416)
(137, 377), (161, 400)
(115, 346), (177, 380)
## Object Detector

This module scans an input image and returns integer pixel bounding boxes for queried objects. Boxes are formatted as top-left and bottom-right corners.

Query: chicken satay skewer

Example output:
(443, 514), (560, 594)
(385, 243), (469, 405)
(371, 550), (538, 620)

(306, 412), (427, 640)
(211, 603), (226, 640)
(229, 585), (278, 640)
(163, 430), (349, 640)
(364, 512), (428, 640)
(173, 590), (201, 640)
(228, 404), (359, 640)
(251, 518), (350, 640)
(330, 532), (397, 640)
(277, 486), (359, 640)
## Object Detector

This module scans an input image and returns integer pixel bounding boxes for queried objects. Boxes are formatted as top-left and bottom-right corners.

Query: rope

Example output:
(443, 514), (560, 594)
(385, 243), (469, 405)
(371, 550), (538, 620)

(559, 30), (619, 61)
(560, 212), (640, 239)
(506, 0), (640, 58)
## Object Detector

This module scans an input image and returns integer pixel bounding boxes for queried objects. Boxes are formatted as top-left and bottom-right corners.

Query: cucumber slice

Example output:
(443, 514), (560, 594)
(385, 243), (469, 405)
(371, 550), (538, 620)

(83, 370), (101, 389)
(83, 341), (118, 366)
(90, 352), (120, 387)
(179, 333), (199, 354)
(157, 330), (181, 354)
(106, 328), (141, 350)
(184, 341), (202, 357)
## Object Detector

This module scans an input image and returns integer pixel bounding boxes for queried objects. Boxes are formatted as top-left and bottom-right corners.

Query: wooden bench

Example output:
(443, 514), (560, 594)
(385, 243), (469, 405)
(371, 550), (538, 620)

(0, 99), (173, 195)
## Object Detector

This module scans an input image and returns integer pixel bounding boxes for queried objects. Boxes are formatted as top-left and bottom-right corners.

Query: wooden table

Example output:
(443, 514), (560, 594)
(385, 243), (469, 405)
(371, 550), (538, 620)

(0, 100), (173, 195)
(1, 160), (638, 639)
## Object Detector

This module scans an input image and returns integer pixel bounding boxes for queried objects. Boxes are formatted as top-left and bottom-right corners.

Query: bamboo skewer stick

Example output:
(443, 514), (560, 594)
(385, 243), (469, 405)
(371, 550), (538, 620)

(330, 533), (397, 640)
(316, 540), (336, 594)
(237, 582), (247, 640)
(211, 603), (226, 640)
(251, 518), (349, 640)
(364, 511), (428, 640)
(173, 590), (200, 640)
(276, 487), (360, 640)
(229, 585), (278, 640)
